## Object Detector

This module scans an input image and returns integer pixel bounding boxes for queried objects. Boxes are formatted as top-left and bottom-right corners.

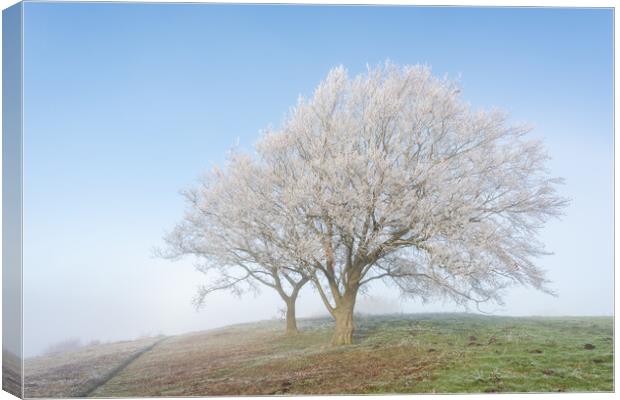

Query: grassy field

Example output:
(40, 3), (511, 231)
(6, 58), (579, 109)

(24, 336), (163, 398)
(24, 313), (613, 396)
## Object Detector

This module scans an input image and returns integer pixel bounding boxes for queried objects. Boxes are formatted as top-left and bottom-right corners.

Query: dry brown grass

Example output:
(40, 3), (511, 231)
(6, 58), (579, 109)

(23, 315), (614, 396)
(89, 319), (451, 396)
(24, 336), (162, 398)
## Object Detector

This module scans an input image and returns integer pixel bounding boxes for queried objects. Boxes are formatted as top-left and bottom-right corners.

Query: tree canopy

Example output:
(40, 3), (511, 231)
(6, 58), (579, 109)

(165, 62), (568, 345)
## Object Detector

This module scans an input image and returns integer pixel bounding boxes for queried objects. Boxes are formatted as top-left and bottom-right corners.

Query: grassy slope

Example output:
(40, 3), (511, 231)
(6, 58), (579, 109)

(24, 336), (163, 398)
(88, 314), (613, 396)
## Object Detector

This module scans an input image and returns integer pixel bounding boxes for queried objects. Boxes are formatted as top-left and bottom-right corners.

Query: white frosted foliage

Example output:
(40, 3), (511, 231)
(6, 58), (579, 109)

(164, 62), (568, 343)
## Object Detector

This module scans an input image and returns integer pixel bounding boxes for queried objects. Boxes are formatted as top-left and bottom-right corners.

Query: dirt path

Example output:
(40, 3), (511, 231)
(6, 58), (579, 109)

(76, 337), (168, 397)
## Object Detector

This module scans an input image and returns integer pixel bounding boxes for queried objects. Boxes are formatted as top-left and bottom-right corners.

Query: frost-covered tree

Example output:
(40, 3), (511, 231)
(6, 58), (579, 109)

(252, 63), (568, 345)
(162, 152), (309, 336)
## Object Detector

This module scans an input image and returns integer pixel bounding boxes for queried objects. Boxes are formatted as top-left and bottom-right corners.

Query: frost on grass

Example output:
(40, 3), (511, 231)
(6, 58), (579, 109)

(24, 336), (162, 398)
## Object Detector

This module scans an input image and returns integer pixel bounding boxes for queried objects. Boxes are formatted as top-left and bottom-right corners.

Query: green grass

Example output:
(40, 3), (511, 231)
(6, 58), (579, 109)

(26, 313), (613, 396)
(348, 314), (613, 393)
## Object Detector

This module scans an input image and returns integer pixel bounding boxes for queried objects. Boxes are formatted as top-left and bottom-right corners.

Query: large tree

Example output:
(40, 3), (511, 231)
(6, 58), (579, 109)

(162, 152), (309, 335)
(251, 63), (568, 345)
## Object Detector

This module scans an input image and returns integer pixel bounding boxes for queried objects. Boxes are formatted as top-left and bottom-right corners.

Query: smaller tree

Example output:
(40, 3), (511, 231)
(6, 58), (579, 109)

(162, 152), (309, 335)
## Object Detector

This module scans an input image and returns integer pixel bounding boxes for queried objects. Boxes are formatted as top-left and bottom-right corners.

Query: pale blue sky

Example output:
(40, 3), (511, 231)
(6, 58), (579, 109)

(21, 3), (613, 356)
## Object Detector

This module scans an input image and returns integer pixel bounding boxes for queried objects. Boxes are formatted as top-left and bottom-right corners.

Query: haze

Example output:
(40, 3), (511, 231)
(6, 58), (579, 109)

(21, 4), (613, 357)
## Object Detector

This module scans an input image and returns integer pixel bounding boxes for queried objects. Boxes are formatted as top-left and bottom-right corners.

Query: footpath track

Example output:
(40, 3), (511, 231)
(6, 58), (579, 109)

(76, 337), (168, 397)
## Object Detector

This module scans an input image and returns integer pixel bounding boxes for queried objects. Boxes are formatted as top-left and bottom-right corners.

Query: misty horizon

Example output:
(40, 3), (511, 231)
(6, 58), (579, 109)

(20, 4), (612, 359)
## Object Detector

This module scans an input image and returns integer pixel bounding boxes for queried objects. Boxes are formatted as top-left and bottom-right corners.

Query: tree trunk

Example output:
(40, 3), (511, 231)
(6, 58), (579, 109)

(331, 296), (356, 345)
(285, 299), (298, 336)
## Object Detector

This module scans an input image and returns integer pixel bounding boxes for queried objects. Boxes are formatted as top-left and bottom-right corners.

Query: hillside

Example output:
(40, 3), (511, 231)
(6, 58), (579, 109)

(23, 314), (613, 396)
